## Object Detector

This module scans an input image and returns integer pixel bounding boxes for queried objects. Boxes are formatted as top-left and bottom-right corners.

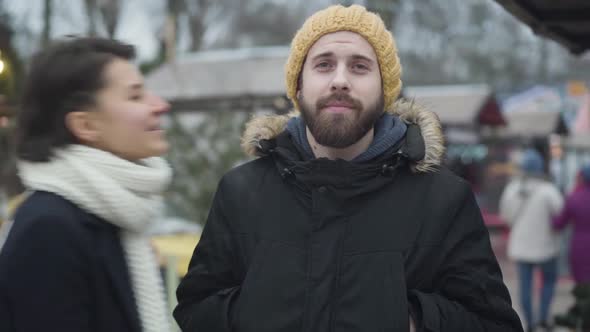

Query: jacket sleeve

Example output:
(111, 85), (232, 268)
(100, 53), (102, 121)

(408, 183), (524, 332)
(545, 185), (564, 217)
(174, 180), (241, 332)
(0, 215), (93, 331)
(553, 196), (573, 230)
(498, 180), (520, 226)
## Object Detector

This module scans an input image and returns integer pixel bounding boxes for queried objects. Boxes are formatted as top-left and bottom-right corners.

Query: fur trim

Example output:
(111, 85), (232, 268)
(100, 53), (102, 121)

(241, 99), (445, 173)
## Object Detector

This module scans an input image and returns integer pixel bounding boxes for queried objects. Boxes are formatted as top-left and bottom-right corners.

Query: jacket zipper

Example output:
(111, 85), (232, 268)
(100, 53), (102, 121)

(328, 217), (352, 332)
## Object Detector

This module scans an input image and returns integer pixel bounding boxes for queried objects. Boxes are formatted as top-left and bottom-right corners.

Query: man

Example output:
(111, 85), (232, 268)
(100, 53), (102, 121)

(175, 5), (523, 332)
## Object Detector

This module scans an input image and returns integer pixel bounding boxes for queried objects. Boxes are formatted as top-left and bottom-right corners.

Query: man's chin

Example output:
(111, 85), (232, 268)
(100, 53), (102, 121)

(317, 112), (354, 125)
(311, 128), (361, 149)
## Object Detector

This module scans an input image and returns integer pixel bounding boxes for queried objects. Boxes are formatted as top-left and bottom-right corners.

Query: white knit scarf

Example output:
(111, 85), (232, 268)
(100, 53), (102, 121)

(18, 145), (172, 332)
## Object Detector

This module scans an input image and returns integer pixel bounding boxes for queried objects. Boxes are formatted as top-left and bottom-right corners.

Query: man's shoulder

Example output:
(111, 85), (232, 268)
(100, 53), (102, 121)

(411, 166), (471, 194)
(398, 167), (475, 212)
(219, 156), (277, 190)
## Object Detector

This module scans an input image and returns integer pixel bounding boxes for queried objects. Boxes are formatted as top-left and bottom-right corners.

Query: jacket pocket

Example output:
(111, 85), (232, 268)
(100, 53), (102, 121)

(332, 251), (409, 332)
(383, 252), (409, 332)
(234, 240), (307, 332)
(234, 241), (270, 329)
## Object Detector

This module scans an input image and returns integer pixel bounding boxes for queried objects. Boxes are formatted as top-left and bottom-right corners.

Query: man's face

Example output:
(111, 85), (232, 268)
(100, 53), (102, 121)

(298, 31), (384, 148)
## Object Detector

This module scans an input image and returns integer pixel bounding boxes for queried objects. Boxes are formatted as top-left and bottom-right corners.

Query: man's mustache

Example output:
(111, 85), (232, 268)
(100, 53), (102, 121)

(316, 92), (362, 111)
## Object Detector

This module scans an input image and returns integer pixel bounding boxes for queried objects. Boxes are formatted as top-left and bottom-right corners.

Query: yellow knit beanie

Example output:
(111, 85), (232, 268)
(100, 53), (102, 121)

(285, 4), (402, 111)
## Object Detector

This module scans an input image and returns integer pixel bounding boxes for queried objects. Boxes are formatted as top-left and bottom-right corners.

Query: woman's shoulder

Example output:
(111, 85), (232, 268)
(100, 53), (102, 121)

(8, 191), (112, 249)
(18, 190), (77, 211)
(0, 193), (96, 278)
(9, 192), (79, 236)
(567, 186), (590, 205)
(15, 191), (106, 224)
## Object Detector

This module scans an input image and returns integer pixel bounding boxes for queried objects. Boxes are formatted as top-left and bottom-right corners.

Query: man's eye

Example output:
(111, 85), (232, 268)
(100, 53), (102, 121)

(316, 62), (332, 69)
(353, 63), (369, 71)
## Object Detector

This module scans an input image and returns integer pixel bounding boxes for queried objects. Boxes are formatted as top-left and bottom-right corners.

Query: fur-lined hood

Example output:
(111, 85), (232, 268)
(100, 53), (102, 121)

(241, 99), (445, 173)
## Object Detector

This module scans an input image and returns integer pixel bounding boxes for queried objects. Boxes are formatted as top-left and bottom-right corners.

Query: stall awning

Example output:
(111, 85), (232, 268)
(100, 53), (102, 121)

(504, 110), (569, 138)
(403, 85), (506, 128)
(494, 0), (590, 55)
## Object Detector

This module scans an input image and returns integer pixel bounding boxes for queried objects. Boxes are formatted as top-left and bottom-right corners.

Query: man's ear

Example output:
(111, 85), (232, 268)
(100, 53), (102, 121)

(65, 111), (100, 143)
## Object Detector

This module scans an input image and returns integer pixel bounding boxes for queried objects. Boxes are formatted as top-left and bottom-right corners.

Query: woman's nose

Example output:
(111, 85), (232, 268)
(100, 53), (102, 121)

(149, 93), (170, 114)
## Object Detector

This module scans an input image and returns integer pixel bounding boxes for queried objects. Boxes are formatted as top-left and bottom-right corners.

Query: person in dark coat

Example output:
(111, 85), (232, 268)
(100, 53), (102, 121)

(174, 4), (523, 332)
(553, 164), (590, 330)
(0, 37), (172, 332)
(553, 164), (590, 284)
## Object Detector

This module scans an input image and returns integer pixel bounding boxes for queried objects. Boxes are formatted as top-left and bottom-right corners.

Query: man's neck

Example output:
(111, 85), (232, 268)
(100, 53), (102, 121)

(306, 128), (374, 161)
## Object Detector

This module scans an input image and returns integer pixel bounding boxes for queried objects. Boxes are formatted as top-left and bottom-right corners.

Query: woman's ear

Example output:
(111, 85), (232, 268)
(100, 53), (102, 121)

(65, 111), (100, 143)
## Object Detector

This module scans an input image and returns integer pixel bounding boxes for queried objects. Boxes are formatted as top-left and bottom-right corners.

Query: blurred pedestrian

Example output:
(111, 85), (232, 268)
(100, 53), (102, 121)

(0, 37), (172, 332)
(553, 163), (590, 284)
(553, 164), (590, 331)
(174, 4), (522, 332)
(500, 148), (564, 331)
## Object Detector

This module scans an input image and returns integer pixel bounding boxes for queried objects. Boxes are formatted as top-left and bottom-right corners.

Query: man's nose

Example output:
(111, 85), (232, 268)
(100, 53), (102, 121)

(330, 66), (351, 92)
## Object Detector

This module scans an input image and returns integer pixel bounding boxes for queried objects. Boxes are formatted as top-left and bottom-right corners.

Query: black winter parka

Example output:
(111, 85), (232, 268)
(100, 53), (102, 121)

(174, 101), (523, 332)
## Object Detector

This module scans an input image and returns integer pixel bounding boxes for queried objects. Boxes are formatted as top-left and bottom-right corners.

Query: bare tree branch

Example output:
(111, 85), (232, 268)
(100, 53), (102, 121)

(184, 0), (213, 51)
(41, 0), (53, 47)
(98, 0), (121, 38)
(85, 0), (99, 36)
(163, 0), (183, 61)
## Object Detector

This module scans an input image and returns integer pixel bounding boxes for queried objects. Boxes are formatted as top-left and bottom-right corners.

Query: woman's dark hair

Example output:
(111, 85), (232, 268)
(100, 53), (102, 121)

(16, 37), (136, 162)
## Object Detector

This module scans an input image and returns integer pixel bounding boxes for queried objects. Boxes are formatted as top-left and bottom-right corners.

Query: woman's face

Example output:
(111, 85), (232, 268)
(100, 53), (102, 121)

(73, 58), (170, 161)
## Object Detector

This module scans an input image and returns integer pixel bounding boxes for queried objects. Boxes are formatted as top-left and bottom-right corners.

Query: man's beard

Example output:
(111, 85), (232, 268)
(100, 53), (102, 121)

(299, 91), (384, 148)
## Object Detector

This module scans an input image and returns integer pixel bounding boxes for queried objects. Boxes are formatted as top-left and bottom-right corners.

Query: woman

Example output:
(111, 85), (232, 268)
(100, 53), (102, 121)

(500, 149), (564, 332)
(0, 37), (172, 332)
(553, 164), (590, 284)
(553, 165), (590, 330)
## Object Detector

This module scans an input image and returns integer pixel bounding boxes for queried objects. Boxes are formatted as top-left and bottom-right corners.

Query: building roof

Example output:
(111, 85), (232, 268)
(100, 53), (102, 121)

(146, 46), (289, 111)
(403, 85), (506, 127)
(494, 0), (590, 55)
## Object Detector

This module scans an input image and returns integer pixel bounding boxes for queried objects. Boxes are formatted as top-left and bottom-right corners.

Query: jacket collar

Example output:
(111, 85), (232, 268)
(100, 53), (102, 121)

(241, 99), (445, 173)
